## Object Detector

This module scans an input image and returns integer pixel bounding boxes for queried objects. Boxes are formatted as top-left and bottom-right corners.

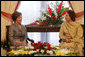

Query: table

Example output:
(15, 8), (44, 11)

(25, 25), (60, 32)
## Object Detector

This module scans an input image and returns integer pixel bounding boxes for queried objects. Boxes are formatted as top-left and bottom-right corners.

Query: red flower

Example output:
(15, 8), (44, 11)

(31, 43), (35, 46)
(39, 22), (41, 25)
(45, 21), (47, 24)
(52, 22), (55, 24)
(62, 11), (66, 16)
(35, 20), (39, 22)
(48, 21), (49, 22)
(48, 46), (52, 50)
(48, 6), (53, 18)
(34, 46), (37, 49)
(58, 22), (61, 24)
(44, 49), (47, 51)
(34, 22), (37, 24)
(50, 22), (51, 24)
(38, 43), (42, 47)
(48, 16), (51, 19)
(38, 41), (41, 44)
(39, 22), (44, 25)
(54, 17), (56, 20)
(47, 43), (51, 47)
(58, 1), (63, 13)
(34, 43), (37, 45)
(58, 15), (62, 18)
(42, 22), (44, 25)
(51, 15), (54, 19)
(43, 42), (46, 46)
(38, 47), (40, 49)
(55, 20), (56, 22)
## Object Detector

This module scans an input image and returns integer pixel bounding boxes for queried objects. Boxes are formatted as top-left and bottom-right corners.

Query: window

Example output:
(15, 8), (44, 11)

(17, 1), (72, 45)
(17, 1), (42, 25)
(27, 32), (41, 43)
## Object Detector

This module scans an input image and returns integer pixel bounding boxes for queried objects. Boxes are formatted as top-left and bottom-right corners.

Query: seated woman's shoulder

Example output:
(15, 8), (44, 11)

(9, 24), (15, 28)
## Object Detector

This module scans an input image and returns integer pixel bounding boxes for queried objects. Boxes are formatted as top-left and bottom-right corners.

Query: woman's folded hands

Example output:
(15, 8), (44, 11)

(16, 41), (26, 43)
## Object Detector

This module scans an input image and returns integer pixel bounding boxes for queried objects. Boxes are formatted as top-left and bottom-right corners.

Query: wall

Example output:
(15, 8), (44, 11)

(1, 1), (18, 42)
(70, 1), (84, 25)
(1, 1), (18, 56)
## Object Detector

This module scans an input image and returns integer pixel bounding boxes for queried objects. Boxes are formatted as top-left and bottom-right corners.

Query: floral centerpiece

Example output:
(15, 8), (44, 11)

(33, 1), (68, 26)
(7, 41), (77, 56)
(30, 41), (55, 55)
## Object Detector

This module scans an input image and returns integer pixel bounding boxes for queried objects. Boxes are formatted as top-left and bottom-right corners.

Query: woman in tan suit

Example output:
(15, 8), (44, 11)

(59, 10), (84, 56)
(9, 11), (34, 47)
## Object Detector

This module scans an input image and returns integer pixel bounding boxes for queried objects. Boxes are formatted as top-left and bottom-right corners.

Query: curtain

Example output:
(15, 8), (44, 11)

(1, 1), (20, 24)
(68, 1), (74, 11)
(70, 1), (84, 24)
(1, 1), (21, 56)
(1, 1), (20, 42)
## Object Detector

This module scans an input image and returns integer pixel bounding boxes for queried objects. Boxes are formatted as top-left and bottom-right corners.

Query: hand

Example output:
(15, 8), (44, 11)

(22, 41), (26, 43)
(16, 41), (21, 43)
(65, 38), (71, 43)
(10, 46), (15, 49)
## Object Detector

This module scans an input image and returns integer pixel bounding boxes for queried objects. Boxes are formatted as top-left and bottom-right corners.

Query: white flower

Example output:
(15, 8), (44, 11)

(50, 45), (55, 48)
(28, 51), (36, 55)
(41, 50), (44, 54)
(36, 49), (39, 52)
(57, 49), (69, 54)
(41, 8), (45, 12)
(28, 51), (33, 55)
(30, 46), (34, 49)
(47, 50), (53, 55)
(43, 11), (46, 14)
(55, 13), (58, 18)
(25, 46), (29, 49)
(27, 43), (31, 46)
(18, 49), (24, 51)
(14, 52), (19, 55)
(49, 51), (53, 55)
(42, 16), (46, 20)
(46, 50), (50, 54)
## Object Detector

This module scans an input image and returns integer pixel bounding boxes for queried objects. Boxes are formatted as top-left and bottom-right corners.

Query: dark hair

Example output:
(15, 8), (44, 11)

(12, 11), (22, 22)
(66, 10), (76, 21)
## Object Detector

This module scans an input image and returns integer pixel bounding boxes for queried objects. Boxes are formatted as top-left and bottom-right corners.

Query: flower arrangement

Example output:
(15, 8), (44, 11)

(55, 48), (77, 56)
(7, 41), (77, 56)
(33, 1), (68, 26)
(30, 41), (55, 55)
(7, 50), (29, 56)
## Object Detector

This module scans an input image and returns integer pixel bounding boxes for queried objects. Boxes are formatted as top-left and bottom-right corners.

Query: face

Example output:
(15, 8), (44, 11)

(65, 13), (72, 21)
(16, 15), (22, 24)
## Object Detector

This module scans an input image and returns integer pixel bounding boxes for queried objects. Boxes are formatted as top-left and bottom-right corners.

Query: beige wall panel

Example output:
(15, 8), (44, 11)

(70, 1), (84, 25)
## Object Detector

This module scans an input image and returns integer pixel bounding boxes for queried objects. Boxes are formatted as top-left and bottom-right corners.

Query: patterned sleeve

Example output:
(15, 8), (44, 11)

(9, 26), (14, 46)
